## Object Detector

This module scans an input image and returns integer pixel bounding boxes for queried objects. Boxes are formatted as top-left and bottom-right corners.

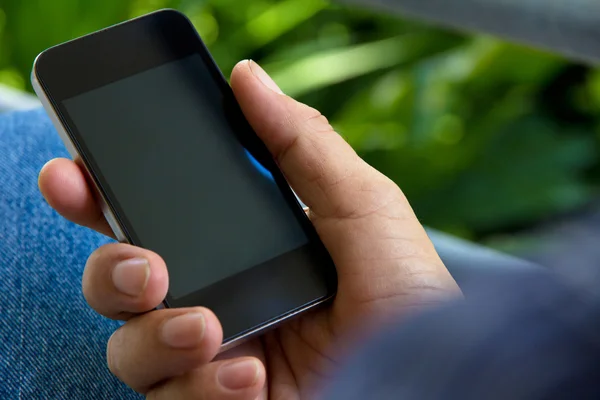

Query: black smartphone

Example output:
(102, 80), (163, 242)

(32, 9), (337, 349)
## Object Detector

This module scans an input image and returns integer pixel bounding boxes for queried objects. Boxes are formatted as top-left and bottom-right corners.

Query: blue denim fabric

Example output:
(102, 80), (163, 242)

(0, 109), (140, 399)
(5, 108), (598, 400)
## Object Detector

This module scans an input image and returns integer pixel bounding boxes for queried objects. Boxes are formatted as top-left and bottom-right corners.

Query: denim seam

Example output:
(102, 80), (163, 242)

(18, 274), (23, 400)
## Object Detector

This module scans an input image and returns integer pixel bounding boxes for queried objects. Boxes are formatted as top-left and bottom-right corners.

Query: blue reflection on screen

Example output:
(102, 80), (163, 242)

(245, 149), (274, 181)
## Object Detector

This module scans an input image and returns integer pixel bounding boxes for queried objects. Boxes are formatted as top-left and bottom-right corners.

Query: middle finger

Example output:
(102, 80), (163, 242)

(83, 242), (169, 320)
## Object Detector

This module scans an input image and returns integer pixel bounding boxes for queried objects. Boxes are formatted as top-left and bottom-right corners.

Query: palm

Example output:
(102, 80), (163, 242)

(220, 203), (460, 399)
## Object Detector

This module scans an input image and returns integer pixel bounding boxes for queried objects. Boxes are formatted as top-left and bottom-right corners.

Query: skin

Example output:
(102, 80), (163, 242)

(38, 60), (461, 399)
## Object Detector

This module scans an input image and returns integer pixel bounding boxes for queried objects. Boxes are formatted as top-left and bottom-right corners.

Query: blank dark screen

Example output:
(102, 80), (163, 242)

(63, 54), (308, 299)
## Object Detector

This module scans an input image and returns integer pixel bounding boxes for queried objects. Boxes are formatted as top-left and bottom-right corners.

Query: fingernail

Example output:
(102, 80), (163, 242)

(218, 359), (260, 390)
(112, 258), (150, 296)
(161, 312), (205, 349)
(248, 60), (284, 94)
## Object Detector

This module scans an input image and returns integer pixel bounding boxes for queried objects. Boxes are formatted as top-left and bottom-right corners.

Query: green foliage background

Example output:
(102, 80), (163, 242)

(2, 0), (600, 246)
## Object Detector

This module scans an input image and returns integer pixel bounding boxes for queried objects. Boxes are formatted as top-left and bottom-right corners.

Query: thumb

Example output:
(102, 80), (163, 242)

(231, 60), (461, 318)
(230, 60), (405, 220)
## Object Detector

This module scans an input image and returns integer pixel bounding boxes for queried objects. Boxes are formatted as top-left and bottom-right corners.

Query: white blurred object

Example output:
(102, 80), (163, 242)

(0, 84), (40, 113)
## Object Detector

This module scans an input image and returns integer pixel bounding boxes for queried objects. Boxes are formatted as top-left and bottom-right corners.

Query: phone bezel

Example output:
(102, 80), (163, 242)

(32, 9), (337, 346)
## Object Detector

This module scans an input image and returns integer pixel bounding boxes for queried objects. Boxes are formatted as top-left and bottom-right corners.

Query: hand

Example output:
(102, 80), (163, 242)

(39, 60), (461, 399)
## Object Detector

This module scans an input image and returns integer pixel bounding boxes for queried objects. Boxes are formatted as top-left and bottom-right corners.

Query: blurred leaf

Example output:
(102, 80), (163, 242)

(414, 116), (596, 234)
(187, 6), (220, 45)
(0, 68), (24, 89)
(243, 0), (327, 47)
(267, 32), (461, 97)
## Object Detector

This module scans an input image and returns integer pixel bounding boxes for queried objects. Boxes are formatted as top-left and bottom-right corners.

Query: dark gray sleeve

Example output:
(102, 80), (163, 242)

(341, 0), (600, 64)
(427, 229), (539, 293)
(322, 269), (600, 400)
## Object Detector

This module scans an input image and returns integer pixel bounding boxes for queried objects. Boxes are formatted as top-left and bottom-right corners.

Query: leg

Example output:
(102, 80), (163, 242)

(0, 108), (537, 398)
(0, 109), (141, 399)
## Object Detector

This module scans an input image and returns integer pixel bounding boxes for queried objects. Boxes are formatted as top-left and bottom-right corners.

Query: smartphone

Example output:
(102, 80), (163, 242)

(32, 9), (337, 350)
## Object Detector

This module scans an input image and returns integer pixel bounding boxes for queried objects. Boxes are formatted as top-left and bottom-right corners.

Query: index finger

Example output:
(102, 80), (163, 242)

(39, 157), (115, 238)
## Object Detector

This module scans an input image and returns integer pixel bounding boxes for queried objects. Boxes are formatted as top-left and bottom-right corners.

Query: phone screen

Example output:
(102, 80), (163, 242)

(63, 54), (308, 299)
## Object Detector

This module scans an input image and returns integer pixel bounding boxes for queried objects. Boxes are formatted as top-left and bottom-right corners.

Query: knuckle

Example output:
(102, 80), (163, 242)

(277, 103), (336, 165)
(106, 330), (121, 378)
(83, 248), (101, 271)
(326, 166), (405, 220)
(85, 242), (121, 269)
(81, 285), (95, 309)
(303, 106), (334, 134)
(105, 321), (148, 388)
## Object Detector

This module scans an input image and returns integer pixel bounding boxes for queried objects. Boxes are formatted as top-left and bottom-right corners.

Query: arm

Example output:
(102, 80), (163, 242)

(341, 0), (600, 64)
(324, 268), (600, 399)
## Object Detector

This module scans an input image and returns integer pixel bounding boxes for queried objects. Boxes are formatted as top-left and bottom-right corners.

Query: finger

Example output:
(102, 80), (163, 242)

(148, 357), (265, 400)
(39, 158), (114, 237)
(215, 339), (269, 400)
(83, 243), (168, 320)
(231, 60), (406, 221)
(107, 307), (223, 393)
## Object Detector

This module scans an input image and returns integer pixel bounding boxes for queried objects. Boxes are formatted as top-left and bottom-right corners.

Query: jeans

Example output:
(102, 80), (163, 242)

(0, 109), (140, 399)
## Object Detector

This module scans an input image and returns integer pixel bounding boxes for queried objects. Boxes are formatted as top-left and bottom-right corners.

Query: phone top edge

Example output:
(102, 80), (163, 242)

(32, 9), (192, 79)
(32, 9), (204, 102)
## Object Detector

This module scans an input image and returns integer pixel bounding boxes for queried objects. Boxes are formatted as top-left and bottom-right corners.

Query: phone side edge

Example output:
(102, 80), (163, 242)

(220, 293), (335, 352)
(31, 59), (129, 243)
